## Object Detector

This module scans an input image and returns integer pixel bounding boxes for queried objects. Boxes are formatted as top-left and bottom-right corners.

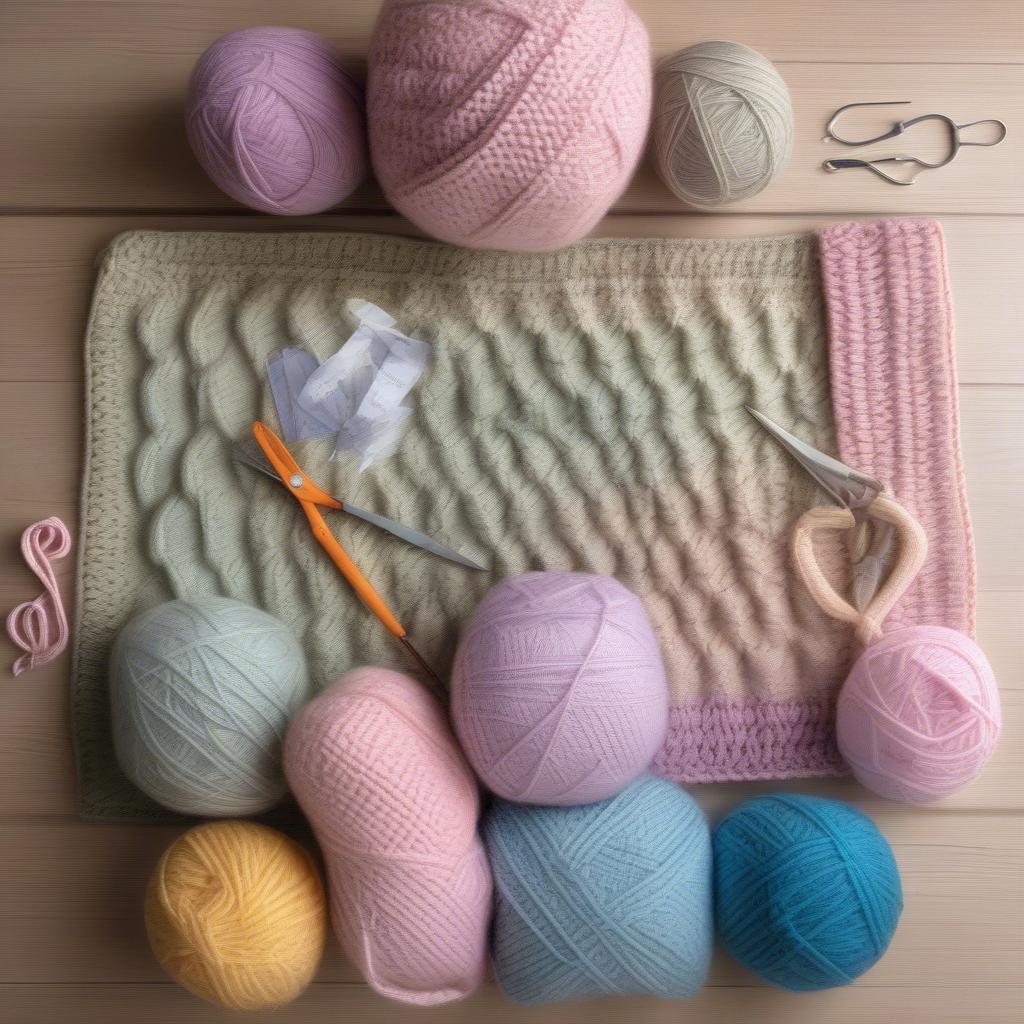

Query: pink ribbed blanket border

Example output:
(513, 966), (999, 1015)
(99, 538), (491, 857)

(656, 218), (975, 784)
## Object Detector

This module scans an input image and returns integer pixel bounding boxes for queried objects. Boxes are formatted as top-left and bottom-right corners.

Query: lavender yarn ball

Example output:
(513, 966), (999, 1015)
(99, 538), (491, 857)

(837, 626), (1002, 803)
(452, 572), (669, 806)
(186, 27), (366, 215)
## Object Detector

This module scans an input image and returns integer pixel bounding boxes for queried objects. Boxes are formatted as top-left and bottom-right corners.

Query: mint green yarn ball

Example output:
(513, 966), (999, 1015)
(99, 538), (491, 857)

(111, 597), (311, 816)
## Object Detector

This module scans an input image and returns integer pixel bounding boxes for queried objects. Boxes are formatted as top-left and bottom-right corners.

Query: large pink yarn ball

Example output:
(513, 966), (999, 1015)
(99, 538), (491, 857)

(451, 572), (669, 805)
(837, 626), (1001, 803)
(284, 667), (492, 1005)
(367, 0), (652, 251)
(186, 27), (367, 215)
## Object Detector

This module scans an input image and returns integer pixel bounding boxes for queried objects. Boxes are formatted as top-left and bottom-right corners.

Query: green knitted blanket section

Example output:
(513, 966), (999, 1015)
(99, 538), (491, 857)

(76, 230), (847, 821)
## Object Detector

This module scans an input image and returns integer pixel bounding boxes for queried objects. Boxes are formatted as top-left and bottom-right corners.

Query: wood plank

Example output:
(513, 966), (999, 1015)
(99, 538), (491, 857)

(0, 814), (1021, 988)
(4, 983), (1024, 1024)
(962, 386), (1024, 592)
(3, 214), (1024, 385)
(2, 11), (1023, 214)
(4, 0), (1022, 64)
(6, 978), (1024, 1024)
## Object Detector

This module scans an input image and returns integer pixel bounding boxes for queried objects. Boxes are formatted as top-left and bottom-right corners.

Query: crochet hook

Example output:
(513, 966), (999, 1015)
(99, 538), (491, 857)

(250, 421), (443, 689)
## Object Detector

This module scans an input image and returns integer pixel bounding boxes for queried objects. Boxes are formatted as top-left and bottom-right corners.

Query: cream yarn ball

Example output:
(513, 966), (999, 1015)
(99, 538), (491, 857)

(111, 597), (311, 816)
(653, 41), (793, 209)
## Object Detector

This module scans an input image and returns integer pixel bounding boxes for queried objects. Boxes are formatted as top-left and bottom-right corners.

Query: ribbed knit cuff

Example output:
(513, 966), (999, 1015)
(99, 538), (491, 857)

(819, 218), (975, 637)
(655, 700), (844, 783)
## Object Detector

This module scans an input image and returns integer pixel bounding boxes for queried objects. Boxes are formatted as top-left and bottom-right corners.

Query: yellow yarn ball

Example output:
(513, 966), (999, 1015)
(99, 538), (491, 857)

(145, 821), (327, 1010)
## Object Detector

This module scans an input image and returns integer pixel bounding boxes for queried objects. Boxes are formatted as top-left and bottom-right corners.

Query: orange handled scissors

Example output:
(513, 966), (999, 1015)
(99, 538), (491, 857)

(251, 421), (441, 686)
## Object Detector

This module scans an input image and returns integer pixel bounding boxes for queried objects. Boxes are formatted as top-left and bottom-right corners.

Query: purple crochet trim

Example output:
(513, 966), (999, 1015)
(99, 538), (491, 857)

(654, 700), (846, 784)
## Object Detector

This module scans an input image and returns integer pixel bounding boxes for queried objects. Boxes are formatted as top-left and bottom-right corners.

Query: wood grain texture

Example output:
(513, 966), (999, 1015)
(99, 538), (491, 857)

(1, 8), (1023, 212)
(6, 984), (1024, 1024)
(1, 1), (1023, 1021)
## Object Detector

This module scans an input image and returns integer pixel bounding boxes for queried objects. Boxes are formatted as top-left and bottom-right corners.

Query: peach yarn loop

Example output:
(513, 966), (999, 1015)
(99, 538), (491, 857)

(791, 493), (928, 646)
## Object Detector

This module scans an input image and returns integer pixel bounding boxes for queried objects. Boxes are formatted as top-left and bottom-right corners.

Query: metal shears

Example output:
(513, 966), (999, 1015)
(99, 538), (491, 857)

(748, 407), (928, 644)
(239, 421), (483, 685)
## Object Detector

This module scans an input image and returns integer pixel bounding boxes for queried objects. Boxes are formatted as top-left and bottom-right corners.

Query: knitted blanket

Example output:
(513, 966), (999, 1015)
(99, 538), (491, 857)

(76, 220), (973, 821)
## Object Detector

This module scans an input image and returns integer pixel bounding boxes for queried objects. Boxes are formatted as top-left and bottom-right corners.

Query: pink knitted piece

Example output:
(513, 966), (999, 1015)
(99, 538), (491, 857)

(367, 0), (652, 251)
(820, 218), (975, 636)
(283, 667), (492, 1006)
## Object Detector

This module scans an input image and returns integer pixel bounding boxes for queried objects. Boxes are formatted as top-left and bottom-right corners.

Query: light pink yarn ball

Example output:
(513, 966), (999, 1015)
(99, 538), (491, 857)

(367, 0), (652, 251)
(186, 27), (366, 215)
(837, 626), (1001, 803)
(284, 667), (492, 1005)
(452, 572), (669, 805)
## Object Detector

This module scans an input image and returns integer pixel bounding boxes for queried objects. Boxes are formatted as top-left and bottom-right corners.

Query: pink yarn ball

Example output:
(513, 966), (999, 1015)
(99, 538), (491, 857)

(186, 27), (366, 215)
(367, 0), (652, 251)
(837, 626), (1001, 803)
(452, 572), (669, 805)
(284, 667), (492, 1005)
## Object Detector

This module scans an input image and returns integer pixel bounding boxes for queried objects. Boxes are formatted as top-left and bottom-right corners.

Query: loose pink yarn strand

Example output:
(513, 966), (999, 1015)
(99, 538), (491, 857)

(5, 517), (71, 676)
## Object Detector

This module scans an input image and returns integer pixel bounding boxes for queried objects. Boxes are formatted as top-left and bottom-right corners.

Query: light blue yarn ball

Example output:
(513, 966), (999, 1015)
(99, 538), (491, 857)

(714, 794), (903, 991)
(110, 597), (311, 816)
(484, 775), (713, 1005)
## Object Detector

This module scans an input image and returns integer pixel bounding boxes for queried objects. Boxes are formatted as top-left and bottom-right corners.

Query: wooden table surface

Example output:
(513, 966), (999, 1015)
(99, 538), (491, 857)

(1, 2), (1022, 1021)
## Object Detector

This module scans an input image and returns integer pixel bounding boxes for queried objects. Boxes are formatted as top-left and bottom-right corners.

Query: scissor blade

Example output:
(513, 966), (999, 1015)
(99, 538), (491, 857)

(232, 441), (485, 571)
(341, 501), (486, 571)
(746, 406), (883, 508)
(232, 437), (279, 480)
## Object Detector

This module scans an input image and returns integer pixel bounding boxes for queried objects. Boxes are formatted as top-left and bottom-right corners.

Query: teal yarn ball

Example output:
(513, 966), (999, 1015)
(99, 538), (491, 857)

(111, 597), (311, 816)
(484, 775), (713, 1005)
(713, 794), (903, 991)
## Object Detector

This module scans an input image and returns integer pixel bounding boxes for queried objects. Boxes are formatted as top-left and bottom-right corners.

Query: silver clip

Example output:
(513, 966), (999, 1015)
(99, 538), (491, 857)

(822, 101), (1007, 185)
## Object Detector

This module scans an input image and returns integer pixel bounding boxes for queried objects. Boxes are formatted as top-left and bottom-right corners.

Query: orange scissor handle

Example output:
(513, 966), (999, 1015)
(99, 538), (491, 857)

(252, 421), (406, 639)
(253, 421), (342, 510)
(299, 500), (406, 639)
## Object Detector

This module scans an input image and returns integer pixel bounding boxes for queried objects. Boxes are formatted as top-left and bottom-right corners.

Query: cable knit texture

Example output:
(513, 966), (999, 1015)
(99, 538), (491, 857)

(368, 0), (652, 250)
(75, 223), (971, 819)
